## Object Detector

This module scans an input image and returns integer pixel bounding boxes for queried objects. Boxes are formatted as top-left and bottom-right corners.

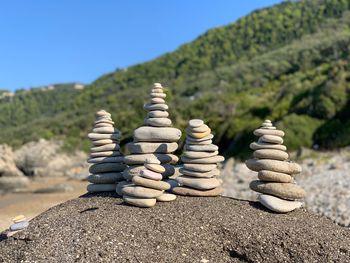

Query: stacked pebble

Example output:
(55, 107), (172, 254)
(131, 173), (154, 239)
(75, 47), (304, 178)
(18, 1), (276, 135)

(120, 83), (181, 189)
(245, 120), (306, 213)
(173, 119), (225, 196)
(9, 215), (29, 232)
(87, 110), (126, 193)
(122, 158), (176, 207)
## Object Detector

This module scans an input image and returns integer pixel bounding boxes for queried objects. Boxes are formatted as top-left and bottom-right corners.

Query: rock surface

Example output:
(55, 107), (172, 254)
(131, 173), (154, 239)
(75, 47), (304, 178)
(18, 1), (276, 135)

(0, 194), (349, 262)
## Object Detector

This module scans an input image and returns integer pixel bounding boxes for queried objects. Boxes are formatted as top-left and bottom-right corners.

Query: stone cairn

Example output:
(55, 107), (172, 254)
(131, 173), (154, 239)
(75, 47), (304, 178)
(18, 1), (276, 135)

(122, 157), (176, 207)
(245, 120), (306, 213)
(117, 83), (181, 206)
(87, 110), (126, 193)
(173, 119), (225, 196)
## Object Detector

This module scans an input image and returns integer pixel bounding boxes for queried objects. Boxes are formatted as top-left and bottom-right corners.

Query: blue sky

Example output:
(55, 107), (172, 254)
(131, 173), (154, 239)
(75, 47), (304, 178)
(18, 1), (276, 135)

(0, 0), (281, 91)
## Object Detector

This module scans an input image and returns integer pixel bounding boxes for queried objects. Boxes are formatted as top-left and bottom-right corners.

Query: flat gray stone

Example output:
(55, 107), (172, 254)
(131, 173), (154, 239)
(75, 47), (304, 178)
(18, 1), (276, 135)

(134, 127), (182, 142)
(147, 111), (169, 118)
(87, 183), (117, 193)
(123, 164), (175, 180)
(122, 185), (163, 198)
(87, 156), (124, 164)
(87, 173), (124, 184)
(181, 155), (224, 164)
(176, 176), (220, 190)
(88, 133), (121, 141)
(245, 159), (302, 174)
(259, 135), (283, 144)
(254, 128), (285, 137)
(143, 103), (168, 111)
(124, 153), (178, 165)
(90, 151), (121, 158)
(182, 151), (218, 159)
(123, 195), (156, 208)
(188, 119), (204, 128)
(250, 142), (287, 151)
(254, 149), (289, 161)
(89, 163), (127, 174)
(127, 142), (178, 154)
(183, 163), (217, 172)
(250, 180), (306, 200)
(258, 170), (294, 183)
(185, 144), (219, 152)
(90, 143), (120, 152)
(92, 127), (119, 134)
(179, 168), (220, 178)
(145, 118), (172, 127)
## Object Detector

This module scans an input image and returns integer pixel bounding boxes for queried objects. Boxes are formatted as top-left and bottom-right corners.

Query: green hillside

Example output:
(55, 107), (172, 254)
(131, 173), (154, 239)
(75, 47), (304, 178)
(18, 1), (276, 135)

(1, 0), (350, 158)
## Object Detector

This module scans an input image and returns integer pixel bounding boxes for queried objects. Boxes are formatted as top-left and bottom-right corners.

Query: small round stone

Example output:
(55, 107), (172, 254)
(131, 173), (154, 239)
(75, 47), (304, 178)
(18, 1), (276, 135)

(253, 128), (285, 137)
(10, 221), (29, 231)
(189, 124), (209, 133)
(156, 193), (176, 202)
(153, 83), (163, 88)
(150, 92), (166, 98)
(188, 119), (204, 128)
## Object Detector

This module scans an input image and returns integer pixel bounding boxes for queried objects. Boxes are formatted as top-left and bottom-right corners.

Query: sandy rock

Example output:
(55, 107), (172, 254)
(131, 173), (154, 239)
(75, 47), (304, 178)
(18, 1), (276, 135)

(250, 180), (306, 200)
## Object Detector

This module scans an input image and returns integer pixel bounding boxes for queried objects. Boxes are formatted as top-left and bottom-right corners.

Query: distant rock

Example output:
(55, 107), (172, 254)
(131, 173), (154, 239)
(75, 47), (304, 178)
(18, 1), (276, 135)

(34, 183), (74, 194)
(14, 139), (89, 178)
(0, 145), (29, 192)
(0, 195), (349, 262)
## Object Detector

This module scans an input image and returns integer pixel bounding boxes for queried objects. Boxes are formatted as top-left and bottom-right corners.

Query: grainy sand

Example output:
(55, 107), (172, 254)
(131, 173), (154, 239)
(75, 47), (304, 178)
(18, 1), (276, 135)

(0, 177), (86, 231)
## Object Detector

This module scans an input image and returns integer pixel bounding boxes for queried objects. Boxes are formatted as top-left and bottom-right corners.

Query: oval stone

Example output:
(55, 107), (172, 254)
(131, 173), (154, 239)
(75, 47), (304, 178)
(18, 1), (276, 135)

(258, 194), (303, 213)
(156, 193), (176, 202)
(88, 133), (121, 141)
(172, 186), (223, 197)
(145, 118), (172, 127)
(10, 221), (29, 231)
(188, 119), (204, 128)
(183, 163), (217, 172)
(92, 127), (119, 134)
(132, 176), (170, 190)
(150, 97), (165, 104)
(176, 176), (220, 190)
(245, 159), (302, 174)
(87, 156), (124, 164)
(89, 163), (127, 174)
(134, 127), (182, 142)
(188, 129), (211, 139)
(124, 153), (178, 165)
(116, 181), (132, 196)
(127, 142), (178, 154)
(186, 134), (213, 142)
(258, 170), (294, 183)
(90, 143), (120, 152)
(250, 142), (287, 151)
(254, 149), (289, 161)
(182, 151), (218, 159)
(253, 128), (285, 137)
(259, 135), (283, 144)
(144, 163), (166, 173)
(179, 168), (220, 178)
(189, 124), (209, 133)
(92, 139), (116, 146)
(123, 195), (156, 208)
(185, 144), (219, 152)
(87, 173), (124, 184)
(87, 183), (117, 193)
(90, 151), (121, 158)
(122, 186), (163, 198)
(123, 164), (175, 180)
(140, 169), (163, 180)
(147, 111), (169, 118)
(250, 180), (306, 200)
(181, 155), (225, 164)
(143, 103), (168, 111)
